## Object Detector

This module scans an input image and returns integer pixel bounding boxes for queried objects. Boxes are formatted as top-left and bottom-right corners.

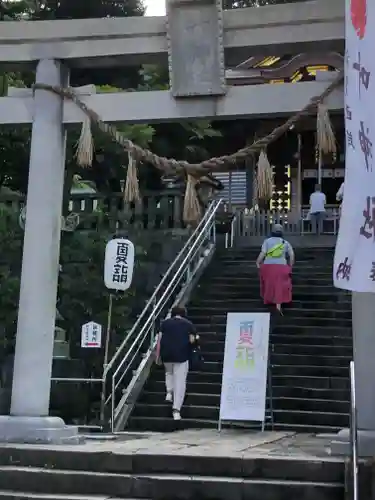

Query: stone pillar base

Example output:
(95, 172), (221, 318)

(330, 428), (375, 457)
(0, 416), (81, 445)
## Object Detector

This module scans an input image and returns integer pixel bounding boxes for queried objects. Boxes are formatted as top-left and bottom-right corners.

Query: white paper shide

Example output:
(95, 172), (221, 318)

(219, 312), (270, 424)
(104, 238), (135, 291)
(81, 321), (102, 348)
(334, 0), (375, 292)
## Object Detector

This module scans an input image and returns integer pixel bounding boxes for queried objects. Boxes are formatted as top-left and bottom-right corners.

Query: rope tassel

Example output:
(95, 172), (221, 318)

(123, 152), (140, 203)
(32, 72), (344, 224)
(183, 175), (201, 225)
(256, 150), (273, 203)
(76, 115), (94, 167)
(317, 103), (336, 154)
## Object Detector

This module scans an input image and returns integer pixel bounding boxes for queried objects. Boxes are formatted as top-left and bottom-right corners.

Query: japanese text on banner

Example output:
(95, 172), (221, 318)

(334, 0), (375, 292)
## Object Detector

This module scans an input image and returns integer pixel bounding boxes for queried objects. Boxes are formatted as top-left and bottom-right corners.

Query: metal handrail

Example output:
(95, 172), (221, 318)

(109, 199), (221, 429)
(224, 211), (238, 249)
(110, 201), (220, 431)
(349, 360), (358, 500)
(103, 199), (220, 378)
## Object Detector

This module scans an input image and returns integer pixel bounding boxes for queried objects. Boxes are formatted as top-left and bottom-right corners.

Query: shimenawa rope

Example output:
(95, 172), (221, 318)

(33, 71), (343, 222)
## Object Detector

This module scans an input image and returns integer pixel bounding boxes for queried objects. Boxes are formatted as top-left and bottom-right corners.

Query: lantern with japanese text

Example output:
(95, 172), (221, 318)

(104, 238), (135, 291)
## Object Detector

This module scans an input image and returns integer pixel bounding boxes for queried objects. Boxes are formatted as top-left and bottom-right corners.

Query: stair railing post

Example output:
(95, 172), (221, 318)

(150, 296), (157, 348)
(268, 343), (275, 431)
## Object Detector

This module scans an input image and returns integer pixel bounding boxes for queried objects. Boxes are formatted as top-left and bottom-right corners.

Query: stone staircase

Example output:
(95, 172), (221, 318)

(128, 246), (352, 433)
(0, 435), (345, 500)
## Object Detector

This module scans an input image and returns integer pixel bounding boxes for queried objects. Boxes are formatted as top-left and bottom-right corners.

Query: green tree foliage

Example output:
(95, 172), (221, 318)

(0, 4), (222, 195)
(0, 0), (144, 20)
(0, 207), (23, 341)
(0, 0), (144, 87)
(0, 204), (156, 351)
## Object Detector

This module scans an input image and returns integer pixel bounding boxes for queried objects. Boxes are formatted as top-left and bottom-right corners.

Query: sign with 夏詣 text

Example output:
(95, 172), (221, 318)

(104, 238), (135, 291)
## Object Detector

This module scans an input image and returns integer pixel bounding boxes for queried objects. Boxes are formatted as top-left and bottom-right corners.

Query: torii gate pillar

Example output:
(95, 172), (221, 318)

(0, 59), (79, 443)
(331, 292), (375, 456)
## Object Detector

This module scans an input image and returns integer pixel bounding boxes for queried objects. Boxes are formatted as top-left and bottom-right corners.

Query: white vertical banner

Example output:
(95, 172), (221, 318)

(334, 0), (375, 292)
(219, 313), (270, 423)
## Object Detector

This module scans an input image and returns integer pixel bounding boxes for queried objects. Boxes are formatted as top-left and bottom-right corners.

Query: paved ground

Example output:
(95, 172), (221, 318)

(0, 430), (344, 462)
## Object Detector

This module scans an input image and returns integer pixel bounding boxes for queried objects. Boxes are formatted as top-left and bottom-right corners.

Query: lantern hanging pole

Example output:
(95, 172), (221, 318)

(100, 292), (114, 424)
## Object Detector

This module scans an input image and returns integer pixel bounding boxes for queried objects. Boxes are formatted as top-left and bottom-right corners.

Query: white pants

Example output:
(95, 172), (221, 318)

(164, 361), (189, 411)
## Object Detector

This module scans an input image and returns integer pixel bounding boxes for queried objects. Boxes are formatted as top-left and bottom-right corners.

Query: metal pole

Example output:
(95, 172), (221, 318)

(318, 149), (323, 185)
(100, 293), (113, 424)
(228, 171), (233, 211)
(350, 361), (358, 500)
(111, 377), (115, 433)
(297, 134), (302, 214)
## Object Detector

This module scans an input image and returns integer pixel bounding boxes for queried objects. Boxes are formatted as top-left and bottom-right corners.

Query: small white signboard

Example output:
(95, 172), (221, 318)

(81, 321), (102, 348)
(219, 312), (270, 425)
(104, 238), (135, 291)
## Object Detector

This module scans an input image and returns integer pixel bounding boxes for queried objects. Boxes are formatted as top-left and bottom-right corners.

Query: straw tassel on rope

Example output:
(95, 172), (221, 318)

(33, 72), (343, 178)
(183, 175), (201, 224)
(123, 152), (140, 203)
(256, 150), (273, 203)
(76, 115), (94, 167)
(317, 103), (336, 154)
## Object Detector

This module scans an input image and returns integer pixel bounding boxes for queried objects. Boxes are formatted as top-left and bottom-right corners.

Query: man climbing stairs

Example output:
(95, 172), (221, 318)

(128, 246), (351, 432)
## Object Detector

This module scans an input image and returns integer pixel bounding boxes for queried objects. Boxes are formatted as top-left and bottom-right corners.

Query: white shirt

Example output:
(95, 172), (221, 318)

(336, 182), (344, 201)
(309, 191), (326, 214)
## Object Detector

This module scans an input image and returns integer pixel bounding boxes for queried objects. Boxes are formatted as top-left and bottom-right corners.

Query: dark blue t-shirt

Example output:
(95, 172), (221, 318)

(160, 317), (196, 363)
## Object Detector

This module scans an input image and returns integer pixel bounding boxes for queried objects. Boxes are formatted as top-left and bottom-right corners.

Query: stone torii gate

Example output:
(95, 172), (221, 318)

(0, 0), (345, 443)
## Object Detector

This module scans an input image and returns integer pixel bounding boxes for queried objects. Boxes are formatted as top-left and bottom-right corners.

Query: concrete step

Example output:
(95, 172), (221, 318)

(0, 447), (344, 483)
(194, 321), (352, 332)
(217, 249), (335, 257)
(145, 380), (349, 401)
(135, 395), (349, 415)
(269, 334), (352, 345)
(271, 344), (352, 356)
(0, 466), (344, 500)
(270, 354), (350, 367)
(200, 351), (350, 367)
(206, 274), (335, 282)
(196, 332), (352, 344)
(130, 404), (348, 429)
(200, 341), (352, 356)
(189, 299), (350, 309)
(206, 262), (334, 270)
(152, 361), (349, 377)
(189, 307), (351, 319)
(196, 284), (339, 294)
(152, 368), (349, 388)
(0, 494), (130, 500)
(197, 290), (347, 302)
(127, 416), (344, 435)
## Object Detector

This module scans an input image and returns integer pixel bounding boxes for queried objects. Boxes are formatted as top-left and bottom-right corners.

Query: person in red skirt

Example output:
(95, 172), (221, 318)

(256, 223), (294, 315)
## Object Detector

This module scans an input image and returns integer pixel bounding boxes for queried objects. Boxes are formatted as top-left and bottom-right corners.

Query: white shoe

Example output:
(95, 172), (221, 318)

(165, 393), (173, 403)
(173, 410), (181, 421)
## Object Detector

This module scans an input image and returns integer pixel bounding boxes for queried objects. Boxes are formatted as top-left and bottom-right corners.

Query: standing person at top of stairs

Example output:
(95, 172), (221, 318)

(256, 224), (295, 316)
(309, 184), (327, 235)
(156, 306), (197, 421)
